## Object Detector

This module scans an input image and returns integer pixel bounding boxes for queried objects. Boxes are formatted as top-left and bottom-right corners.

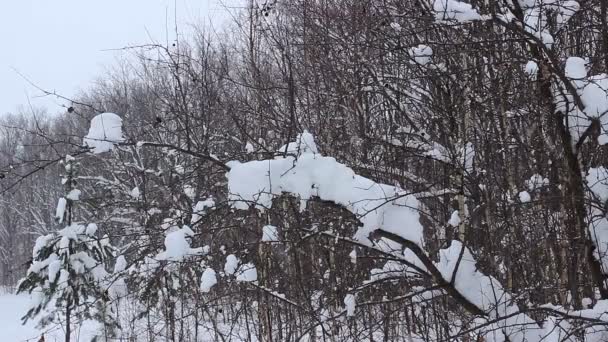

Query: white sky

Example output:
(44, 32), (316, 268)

(0, 0), (238, 116)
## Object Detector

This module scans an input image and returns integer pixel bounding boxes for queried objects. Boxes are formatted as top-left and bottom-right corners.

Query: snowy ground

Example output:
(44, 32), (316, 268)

(0, 287), (234, 342)
(0, 288), (97, 342)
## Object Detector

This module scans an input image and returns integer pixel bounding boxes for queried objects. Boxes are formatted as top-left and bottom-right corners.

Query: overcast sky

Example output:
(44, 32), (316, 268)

(0, 0), (237, 116)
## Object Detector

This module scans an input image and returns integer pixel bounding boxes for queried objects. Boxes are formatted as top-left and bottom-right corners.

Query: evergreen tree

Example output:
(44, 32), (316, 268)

(17, 155), (118, 342)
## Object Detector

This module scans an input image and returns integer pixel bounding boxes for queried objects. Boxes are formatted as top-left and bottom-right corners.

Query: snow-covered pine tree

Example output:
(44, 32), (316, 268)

(17, 155), (118, 342)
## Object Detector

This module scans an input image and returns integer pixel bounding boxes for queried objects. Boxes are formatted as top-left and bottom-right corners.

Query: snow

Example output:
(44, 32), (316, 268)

(183, 184), (196, 199)
(224, 254), (239, 275)
(110, 256), (128, 299)
(589, 216), (608, 274)
(542, 317), (575, 342)
(28, 251), (56, 275)
(524, 61), (538, 79)
(518, 191), (531, 203)
(580, 76), (608, 117)
(114, 255), (127, 272)
(56, 271), (68, 292)
(370, 246), (428, 281)
(587, 167), (608, 201)
(433, 0), (482, 23)
(139, 256), (161, 275)
(191, 198), (215, 224)
(261, 225), (279, 242)
(277, 130), (318, 156)
(227, 133), (423, 246)
(506, 2), (577, 50)
(70, 251), (108, 280)
(200, 267), (217, 292)
(539, 300), (608, 341)
(85, 223), (98, 236)
(521, 5), (555, 48)
(460, 142), (475, 172)
(4, 3), (607, 341)
(110, 277), (128, 300)
(4, 287), (286, 342)
(59, 223), (84, 242)
(33, 234), (53, 258)
(83, 112), (124, 154)
(448, 210), (461, 227)
(66, 189), (81, 201)
(565, 56), (587, 79)
(235, 263), (257, 282)
(424, 143), (451, 162)
(344, 294), (356, 316)
(555, 1), (580, 26)
(0, 290), (98, 342)
(28, 287), (44, 309)
(582, 297), (593, 308)
(156, 225), (203, 261)
(563, 56), (608, 144)
(526, 174), (549, 191)
(47, 258), (61, 283)
(408, 45), (433, 65)
(55, 197), (66, 223)
(245, 142), (255, 153)
(435, 241), (544, 341)
(130, 186), (140, 199)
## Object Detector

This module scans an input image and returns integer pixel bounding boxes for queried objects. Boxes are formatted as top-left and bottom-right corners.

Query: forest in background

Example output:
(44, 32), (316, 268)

(2, 0), (608, 341)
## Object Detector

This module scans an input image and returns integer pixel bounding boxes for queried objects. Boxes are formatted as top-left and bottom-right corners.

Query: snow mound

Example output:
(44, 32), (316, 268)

(277, 130), (318, 156)
(1, 292), (98, 342)
(156, 225), (203, 261)
(200, 268), (217, 292)
(224, 254), (239, 275)
(83, 113), (124, 154)
(524, 61), (538, 79)
(519, 191), (531, 203)
(448, 210), (461, 227)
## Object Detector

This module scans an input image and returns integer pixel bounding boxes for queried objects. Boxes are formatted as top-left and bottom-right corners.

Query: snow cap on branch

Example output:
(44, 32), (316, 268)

(156, 225), (203, 261)
(227, 132), (423, 246)
(83, 112), (124, 154)
(563, 56), (608, 144)
(200, 268), (217, 292)
(433, 0), (482, 23)
(277, 130), (318, 156)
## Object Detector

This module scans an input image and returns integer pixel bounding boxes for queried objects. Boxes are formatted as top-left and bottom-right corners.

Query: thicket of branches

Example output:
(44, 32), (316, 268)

(2, 0), (608, 341)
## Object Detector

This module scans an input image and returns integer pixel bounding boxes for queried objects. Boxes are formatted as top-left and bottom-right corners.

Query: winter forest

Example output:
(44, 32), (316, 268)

(2, 0), (608, 341)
